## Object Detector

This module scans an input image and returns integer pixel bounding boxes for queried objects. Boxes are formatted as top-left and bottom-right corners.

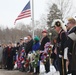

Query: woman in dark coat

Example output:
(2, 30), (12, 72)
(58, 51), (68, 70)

(6, 43), (14, 70)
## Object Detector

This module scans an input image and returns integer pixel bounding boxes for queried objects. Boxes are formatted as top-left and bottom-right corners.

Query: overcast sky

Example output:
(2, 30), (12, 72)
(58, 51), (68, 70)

(0, 0), (49, 28)
(0, 0), (76, 28)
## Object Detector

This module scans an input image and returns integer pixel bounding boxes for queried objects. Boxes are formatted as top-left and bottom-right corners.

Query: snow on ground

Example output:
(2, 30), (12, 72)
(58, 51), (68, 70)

(40, 63), (72, 75)
(40, 62), (60, 75)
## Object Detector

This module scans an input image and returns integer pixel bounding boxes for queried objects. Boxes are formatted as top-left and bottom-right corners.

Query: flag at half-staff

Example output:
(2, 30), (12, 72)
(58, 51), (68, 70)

(14, 1), (31, 24)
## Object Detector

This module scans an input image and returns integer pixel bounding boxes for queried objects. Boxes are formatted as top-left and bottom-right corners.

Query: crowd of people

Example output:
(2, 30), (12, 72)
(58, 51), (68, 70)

(0, 17), (76, 75)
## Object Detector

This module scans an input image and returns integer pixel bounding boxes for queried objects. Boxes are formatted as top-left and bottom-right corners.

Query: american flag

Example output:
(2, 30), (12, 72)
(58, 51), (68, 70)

(14, 1), (31, 24)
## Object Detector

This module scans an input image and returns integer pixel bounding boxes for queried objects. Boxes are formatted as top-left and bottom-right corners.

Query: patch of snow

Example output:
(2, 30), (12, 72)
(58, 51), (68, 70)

(40, 63), (60, 75)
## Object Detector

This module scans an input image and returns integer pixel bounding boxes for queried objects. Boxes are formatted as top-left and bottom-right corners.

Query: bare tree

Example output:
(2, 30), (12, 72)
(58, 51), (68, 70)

(54, 0), (76, 20)
(47, 0), (76, 20)
(0, 21), (44, 43)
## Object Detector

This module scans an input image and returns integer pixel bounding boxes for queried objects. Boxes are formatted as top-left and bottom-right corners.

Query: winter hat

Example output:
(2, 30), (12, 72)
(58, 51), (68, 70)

(42, 30), (47, 33)
(20, 38), (23, 40)
(24, 37), (28, 40)
(52, 19), (67, 32)
(34, 36), (40, 41)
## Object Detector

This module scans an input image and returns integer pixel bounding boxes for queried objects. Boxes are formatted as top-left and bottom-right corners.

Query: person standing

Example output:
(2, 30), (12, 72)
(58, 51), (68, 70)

(18, 38), (24, 57)
(26, 35), (33, 73)
(32, 36), (40, 74)
(6, 42), (14, 70)
(23, 37), (29, 51)
(40, 30), (50, 73)
(0, 44), (3, 69)
(52, 19), (67, 75)
(3, 44), (7, 69)
(65, 18), (76, 75)
(26, 35), (33, 56)
(51, 38), (59, 71)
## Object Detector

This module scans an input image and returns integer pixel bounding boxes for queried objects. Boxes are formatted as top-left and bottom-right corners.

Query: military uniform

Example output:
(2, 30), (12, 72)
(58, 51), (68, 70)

(52, 19), (67, 75)
(56, 29), (67, 75)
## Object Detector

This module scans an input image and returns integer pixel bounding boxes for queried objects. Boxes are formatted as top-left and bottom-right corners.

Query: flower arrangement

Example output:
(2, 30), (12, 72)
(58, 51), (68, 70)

(48, 45), (52, 57)
(31, 50), (40, 68)
(41, 42), (52, 64)
(41, 52), (49, 64)
(17, 47), (25, 69)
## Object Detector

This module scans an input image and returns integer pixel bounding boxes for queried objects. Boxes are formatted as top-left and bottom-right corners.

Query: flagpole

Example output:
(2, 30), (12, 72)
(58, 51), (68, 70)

(32, 0), (34, 39)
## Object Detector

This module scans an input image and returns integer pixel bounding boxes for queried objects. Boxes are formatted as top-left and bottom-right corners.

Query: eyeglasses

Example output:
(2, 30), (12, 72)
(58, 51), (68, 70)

(67, 22), (72, 25)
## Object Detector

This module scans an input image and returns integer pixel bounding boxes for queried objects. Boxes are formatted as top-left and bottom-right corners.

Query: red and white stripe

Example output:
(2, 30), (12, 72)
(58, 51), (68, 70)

(14, 9), (31, 24)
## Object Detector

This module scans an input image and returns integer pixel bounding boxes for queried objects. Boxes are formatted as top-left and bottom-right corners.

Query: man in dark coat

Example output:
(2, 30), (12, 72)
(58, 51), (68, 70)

(25, 35), (34, 73)
(65, 18), (76, 75)
(26, 35), (33, 56)
(40, 30), (50, 50)
(52, 19), (67, 75)
(40, 30), (50, 73)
